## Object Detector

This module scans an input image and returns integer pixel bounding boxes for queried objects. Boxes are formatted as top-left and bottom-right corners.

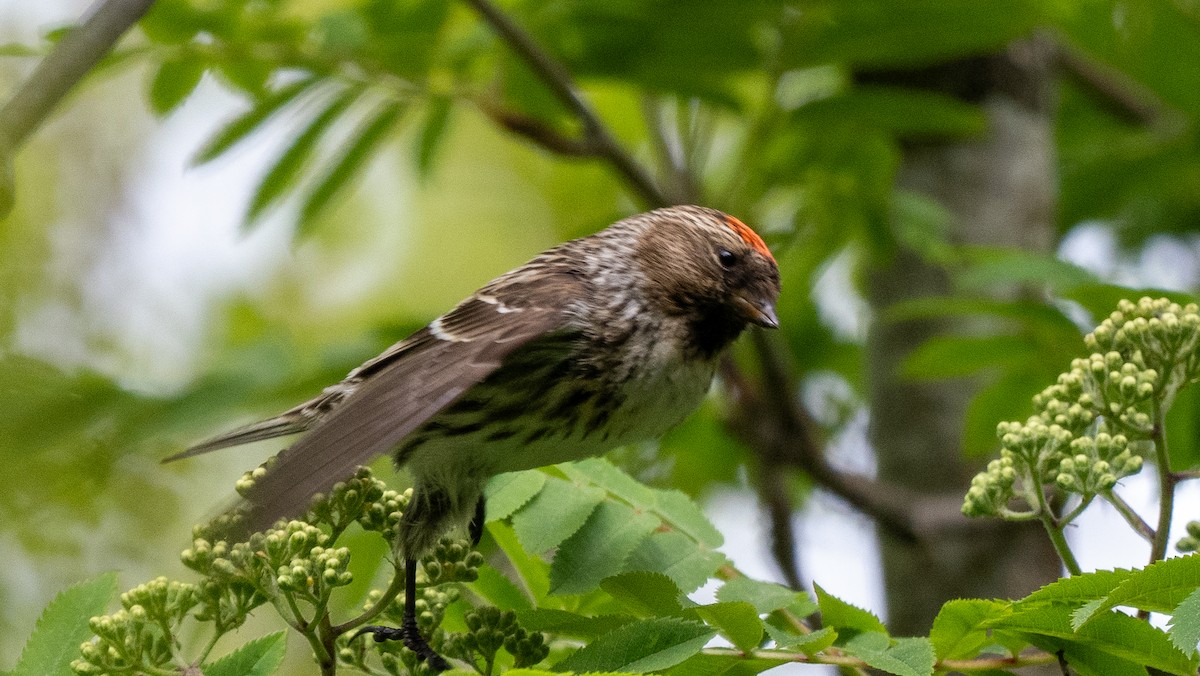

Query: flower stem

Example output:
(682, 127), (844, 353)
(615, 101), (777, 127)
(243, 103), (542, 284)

(1149, 400), (1177, 565)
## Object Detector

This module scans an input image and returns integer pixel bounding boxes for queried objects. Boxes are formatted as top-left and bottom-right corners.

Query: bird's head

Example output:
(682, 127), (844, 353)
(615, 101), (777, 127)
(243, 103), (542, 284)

(628, 206), (781, 352)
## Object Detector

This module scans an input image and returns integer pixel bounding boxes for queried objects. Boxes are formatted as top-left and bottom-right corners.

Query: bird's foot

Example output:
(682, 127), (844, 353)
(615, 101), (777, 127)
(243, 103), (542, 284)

(353, 616), (451, 672)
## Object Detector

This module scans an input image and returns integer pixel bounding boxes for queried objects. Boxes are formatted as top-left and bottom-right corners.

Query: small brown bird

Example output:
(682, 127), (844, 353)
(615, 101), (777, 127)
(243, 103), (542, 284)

(168, 205), (780, 669)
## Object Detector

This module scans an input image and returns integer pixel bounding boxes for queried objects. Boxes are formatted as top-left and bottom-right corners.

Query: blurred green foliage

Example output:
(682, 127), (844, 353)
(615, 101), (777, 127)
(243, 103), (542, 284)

(5, 0), (1200, 670)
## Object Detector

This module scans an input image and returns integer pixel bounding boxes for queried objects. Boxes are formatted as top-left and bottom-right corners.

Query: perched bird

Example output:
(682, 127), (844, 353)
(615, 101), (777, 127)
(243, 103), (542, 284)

(167, 205), (780, 670)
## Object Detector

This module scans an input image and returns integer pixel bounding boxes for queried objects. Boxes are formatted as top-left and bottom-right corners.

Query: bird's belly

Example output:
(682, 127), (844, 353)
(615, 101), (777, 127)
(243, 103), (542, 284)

(405, 356), (715, 480)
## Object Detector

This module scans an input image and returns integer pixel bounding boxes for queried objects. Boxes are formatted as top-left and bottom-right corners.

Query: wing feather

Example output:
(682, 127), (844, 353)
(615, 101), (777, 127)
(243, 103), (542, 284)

(240, 297), (572, 532)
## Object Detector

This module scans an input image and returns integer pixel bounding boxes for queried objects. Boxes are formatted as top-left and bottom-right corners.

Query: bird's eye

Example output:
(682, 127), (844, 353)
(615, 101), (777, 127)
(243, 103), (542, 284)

(717, 249), (738, 269)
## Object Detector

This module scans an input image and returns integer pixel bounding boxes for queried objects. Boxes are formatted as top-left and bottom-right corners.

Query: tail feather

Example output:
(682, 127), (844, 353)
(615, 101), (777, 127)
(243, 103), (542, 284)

(163, 416), (307, 462)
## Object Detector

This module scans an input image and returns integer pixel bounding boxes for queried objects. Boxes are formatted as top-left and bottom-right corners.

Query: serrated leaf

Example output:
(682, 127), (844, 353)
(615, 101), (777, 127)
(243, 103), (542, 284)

(841, 632), (935, 676)
(298, 101), (404, 232)
(764, 624), (837, 653)
(193, 77), (318, 164)
(415, 95), (452, 177)
(553, 617), (715, 673)
(663, 652), (789, 676)
(11, 573), (117, 676)
(149, 55), (205, 116)
(717, 577), (809, 615)
(995, 605), (1197, 675)
(1020, 567), (1134, 607)
(1169, 587), (1200, 658)
(601, 571), (683, 616)
(560, 458), (656, 508)
(695, 602), (764, 653)
(486, 470), (547, 522)
(549, 500), (658, 595)
(489, 521), (550, 602)
(245, 87), (359, 225)
(511, 476), (605, 554)
(651, 488), (723, 548)
(1087, 555), (1200, 620)
(204, 631), (286, 676)
(516, 608), (635, 639)
(929, 599), (1011, 660)
(815, 583), (886, 634)
(470, 566), (533, 611)
(623, 530), (725, 593)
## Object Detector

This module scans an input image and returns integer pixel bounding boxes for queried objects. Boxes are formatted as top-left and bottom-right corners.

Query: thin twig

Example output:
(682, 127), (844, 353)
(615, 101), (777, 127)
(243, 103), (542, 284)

(0, 0), (155, 216)
(1149, 400), (1177, 564)
(1102, 489), (1155, 542)
(461, 0), (669, 207)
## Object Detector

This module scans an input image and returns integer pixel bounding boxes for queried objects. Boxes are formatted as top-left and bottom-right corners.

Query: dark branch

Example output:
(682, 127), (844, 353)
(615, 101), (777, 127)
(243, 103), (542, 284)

(461, 0), (669, 207)
(0, 0), (155, 216)
(1049, 35), (1176, 130)
(476, 100), (600, 157)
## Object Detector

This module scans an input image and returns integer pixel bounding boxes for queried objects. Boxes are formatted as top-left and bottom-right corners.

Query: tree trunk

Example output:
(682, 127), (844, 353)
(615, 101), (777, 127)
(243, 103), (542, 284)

(864, 39), (1063, 637)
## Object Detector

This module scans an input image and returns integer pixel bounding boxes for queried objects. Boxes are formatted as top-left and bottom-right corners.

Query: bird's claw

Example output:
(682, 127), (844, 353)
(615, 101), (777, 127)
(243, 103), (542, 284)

(353, 618), (451, 672)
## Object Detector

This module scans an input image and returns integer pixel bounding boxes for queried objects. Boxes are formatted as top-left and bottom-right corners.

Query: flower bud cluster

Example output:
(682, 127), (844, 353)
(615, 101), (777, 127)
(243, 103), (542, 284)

(422, 537), (486, 585)
(308, 466), (392, 532)
(339, 586), (461, 675)
(963, 297), (1200, 519)
(71, 577), (198, 674)
(277, 545), (353, 594)
(449, 606), (550, 669)
(1175, 521), (1200, 553)
(1087, 298), (1200, 382)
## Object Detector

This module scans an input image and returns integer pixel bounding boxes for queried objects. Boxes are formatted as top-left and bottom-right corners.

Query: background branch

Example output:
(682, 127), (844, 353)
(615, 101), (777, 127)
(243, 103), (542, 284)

(0, 0), (155, 216)
(462, 0), (670, 207)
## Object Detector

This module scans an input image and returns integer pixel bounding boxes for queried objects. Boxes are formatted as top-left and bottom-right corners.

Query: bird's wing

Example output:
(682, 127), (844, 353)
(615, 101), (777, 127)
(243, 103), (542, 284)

(238, 273), (580, 532)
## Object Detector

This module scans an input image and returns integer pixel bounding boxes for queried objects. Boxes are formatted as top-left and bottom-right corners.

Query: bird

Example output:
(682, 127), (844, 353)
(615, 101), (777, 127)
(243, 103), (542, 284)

(166, 205), (781, 670)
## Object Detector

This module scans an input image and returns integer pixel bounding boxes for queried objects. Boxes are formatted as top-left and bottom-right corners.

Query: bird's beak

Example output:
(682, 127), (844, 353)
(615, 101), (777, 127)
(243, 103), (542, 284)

(733, 293), (779, 329)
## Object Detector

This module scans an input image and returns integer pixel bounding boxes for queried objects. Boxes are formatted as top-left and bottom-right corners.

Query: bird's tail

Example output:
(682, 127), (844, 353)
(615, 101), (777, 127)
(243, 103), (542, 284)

(163, 415), (307, 462)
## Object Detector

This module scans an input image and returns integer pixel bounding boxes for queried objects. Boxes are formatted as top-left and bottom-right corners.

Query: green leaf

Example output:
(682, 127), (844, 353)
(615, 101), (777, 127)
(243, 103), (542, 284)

(204, 631), (286, 676)
(470, 565), (533, 611)
(815, 583), (886, 634)
(11, 573), (117, 676)
(549, 500), (658, 595)
(650, 488), (724, 549)
(516, 609), (635, 639)
(695, 602), (764, 653)
(415, 95), (453, 178)
(717, 577), (812, 615)
(1018, 567), (1134, 608)
(202, 631), (285, 676)
(245, 87), (359, 225)
(793, 86), (986, 138)
(149, 55), (205, 117)
(489, 521), (550, 602)
(928, 599), (1011, 661)
(663, 652), (789, 676)
(600, 571), (683, 616)
(903, 334), (1039, 380)
(957, 246), (1098, 294)
(995, 605), (1197, 675)
(623, 530), (726, 593)
(1085, 555), (1200, 620)
(764, 624), (837, 653)
(1169, 587), (1200, 658)
(298, 101), (405, 232)
(553, 617), (715, 673)
(560, 458), (656, 508)
(511, 476), (605, 554)
(841, 632), (935, 676)
(486, 470), (547, 522)
(192, 77), (319, 164)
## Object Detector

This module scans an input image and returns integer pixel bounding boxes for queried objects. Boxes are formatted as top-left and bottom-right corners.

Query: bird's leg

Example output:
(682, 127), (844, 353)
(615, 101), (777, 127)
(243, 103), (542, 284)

(354, 557), (451, 672)
(469, 494), (486, 546)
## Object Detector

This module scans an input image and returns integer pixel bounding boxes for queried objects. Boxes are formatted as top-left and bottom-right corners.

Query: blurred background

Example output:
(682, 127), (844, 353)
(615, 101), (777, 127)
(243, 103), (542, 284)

(3, 0), (1200, 671)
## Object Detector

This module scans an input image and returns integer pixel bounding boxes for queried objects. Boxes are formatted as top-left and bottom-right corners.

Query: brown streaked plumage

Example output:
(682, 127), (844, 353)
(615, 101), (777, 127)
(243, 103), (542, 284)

(168, 205), (780, 670)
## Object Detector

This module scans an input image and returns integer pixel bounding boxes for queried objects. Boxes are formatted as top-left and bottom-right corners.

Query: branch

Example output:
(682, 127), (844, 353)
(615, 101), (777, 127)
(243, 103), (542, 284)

(461, 0), (670, 207)
(1048, 34), (1179, 131)
(721, 332), (923, 543)
(0, 0), (155, 216)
